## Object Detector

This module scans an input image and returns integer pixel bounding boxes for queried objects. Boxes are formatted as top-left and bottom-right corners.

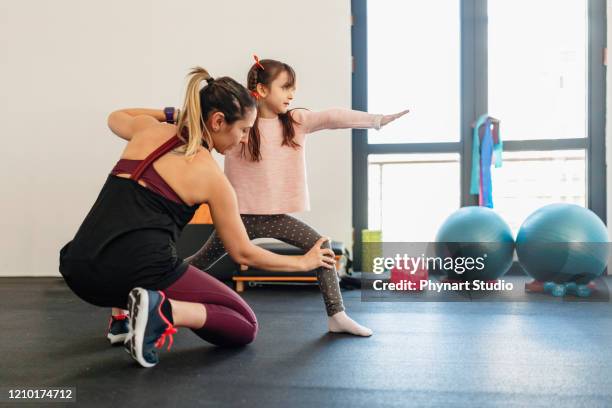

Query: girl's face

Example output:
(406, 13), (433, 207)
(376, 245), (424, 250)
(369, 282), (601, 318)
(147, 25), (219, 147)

(209, 107), (256, 154)
(258, 70), (296, 114)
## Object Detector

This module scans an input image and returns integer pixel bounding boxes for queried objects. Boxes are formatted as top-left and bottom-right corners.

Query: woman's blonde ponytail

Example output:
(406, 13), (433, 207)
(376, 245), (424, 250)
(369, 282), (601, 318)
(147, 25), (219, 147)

(176, 66), (213, 157)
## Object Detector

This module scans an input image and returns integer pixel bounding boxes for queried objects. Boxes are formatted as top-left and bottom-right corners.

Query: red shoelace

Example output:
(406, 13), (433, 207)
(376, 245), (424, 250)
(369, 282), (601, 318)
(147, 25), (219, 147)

(155, 291), (177, 351)
(154, 326), (178, 351)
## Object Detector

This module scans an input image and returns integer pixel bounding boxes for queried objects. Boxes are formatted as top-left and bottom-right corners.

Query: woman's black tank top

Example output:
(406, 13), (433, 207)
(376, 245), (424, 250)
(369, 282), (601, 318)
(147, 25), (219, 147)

(59, 135), (200, 308)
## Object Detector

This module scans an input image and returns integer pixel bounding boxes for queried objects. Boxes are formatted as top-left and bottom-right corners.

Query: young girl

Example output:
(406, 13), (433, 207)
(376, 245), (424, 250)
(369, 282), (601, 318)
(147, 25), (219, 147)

(188, 57), (409, 337)
(61, 67), (335, 367)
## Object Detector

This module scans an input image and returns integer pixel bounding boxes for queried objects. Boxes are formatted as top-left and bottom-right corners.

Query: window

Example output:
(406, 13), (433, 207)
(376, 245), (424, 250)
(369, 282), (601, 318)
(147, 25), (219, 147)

(351, 0), (605, 269)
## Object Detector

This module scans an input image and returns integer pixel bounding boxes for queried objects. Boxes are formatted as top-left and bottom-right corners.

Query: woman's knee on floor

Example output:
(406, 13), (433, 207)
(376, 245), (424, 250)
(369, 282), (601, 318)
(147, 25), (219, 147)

(213, 321), (259, 347)
(237, 318), (258, 345)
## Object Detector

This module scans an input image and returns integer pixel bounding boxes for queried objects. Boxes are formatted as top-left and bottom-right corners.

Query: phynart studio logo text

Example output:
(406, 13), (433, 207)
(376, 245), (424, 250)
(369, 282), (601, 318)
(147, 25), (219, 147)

(372, 279), (513, 292)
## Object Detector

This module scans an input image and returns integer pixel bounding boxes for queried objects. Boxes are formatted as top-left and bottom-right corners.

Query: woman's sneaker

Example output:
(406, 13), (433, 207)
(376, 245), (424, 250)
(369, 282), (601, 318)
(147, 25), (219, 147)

(106, 314), (129, 345)
(125, 288), (177, 368)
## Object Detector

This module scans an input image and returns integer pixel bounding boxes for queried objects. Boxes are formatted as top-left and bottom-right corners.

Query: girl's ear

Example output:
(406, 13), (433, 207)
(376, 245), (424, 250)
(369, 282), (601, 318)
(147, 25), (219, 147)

(210, 111), (225, 132)
(256, 83), (269, 98)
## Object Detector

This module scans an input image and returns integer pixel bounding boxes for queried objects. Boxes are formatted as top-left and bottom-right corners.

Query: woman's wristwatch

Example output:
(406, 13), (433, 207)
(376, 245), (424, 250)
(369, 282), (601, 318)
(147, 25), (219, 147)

(164, 107), (176, 124)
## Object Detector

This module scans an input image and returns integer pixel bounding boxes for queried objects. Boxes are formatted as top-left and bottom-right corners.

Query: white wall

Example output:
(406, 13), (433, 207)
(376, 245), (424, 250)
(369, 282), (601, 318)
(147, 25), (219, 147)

(0, 0), (353, 277)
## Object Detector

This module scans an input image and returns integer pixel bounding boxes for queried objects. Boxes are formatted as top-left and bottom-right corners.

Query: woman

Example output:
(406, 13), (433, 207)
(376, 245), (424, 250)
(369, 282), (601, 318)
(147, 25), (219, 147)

(59, 67), (335, 368)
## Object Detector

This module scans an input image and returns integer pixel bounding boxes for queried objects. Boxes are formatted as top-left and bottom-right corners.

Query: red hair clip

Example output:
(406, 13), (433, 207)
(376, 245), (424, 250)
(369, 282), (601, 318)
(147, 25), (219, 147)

(253, 54), (265, 70)
(250, 90), (260, 100)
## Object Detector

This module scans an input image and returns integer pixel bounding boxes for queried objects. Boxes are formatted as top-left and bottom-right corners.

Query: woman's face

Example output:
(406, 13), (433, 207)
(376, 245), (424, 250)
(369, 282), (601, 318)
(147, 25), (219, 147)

(210, 107), (256, 154)
(259, 70), (296, 114)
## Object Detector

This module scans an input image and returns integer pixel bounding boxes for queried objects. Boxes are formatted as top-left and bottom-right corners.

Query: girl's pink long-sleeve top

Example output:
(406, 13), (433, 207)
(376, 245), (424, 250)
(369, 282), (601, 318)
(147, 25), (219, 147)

(224, 108), (382, 214)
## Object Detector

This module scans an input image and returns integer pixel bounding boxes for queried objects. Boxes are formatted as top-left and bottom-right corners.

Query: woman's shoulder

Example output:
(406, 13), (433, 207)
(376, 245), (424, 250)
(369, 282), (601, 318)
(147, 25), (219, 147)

(188, 149), (224, 178)
(185, 146), (211, 166)
(130, 123), (177, 147)
(120, 124), (178, 160)
(176, 148), (225, 204)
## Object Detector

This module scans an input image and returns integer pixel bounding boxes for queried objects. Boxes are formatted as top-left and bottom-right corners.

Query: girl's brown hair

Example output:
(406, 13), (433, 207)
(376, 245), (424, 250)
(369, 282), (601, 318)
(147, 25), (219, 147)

(244, 59), (299, 162)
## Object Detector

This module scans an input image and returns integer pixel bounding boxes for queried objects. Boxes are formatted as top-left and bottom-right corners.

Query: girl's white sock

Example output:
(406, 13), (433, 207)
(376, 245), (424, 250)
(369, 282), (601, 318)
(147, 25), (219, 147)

(328, 311), (373, 337)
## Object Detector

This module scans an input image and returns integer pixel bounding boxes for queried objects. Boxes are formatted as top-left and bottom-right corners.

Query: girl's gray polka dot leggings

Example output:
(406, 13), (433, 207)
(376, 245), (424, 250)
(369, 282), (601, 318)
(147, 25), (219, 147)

(187, 214), (345, 317)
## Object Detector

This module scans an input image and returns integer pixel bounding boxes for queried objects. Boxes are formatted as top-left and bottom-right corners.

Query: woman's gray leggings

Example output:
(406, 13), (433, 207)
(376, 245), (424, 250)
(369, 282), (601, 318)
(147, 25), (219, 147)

(187, 214), (345, 317)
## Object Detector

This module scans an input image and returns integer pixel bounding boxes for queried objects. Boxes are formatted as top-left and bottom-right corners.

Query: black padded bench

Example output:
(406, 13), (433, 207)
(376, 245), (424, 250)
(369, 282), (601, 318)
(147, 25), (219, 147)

(233, 241), (346, 292)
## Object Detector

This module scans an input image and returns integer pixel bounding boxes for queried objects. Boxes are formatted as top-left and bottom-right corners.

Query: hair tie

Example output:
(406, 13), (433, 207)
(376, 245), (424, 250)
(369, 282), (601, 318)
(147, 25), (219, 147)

(206, 76), (215, 84)
(253, 54), (265, 70)
(250, 90), (260, 100)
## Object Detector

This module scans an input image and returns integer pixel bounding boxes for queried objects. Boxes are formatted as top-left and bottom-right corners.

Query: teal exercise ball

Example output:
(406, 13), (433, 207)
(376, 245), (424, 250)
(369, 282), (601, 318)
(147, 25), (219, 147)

(435, 206), (515, 281)
(516, 203), (609, 284)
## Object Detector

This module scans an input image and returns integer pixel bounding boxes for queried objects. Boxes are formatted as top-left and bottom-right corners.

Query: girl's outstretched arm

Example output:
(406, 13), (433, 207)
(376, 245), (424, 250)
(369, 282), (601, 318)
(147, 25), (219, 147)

(291, 108), (409, 134)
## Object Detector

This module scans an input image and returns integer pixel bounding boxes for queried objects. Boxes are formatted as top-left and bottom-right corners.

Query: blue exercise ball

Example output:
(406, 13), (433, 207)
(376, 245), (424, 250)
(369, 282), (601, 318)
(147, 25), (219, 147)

(516, 203), (609, 284)
(435, 206), (515, 281)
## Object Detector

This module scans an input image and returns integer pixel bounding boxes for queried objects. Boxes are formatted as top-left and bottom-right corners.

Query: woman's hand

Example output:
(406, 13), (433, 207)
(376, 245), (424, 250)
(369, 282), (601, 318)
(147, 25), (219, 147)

(381, 109), (410, 127)
(300, 237), (336, 271)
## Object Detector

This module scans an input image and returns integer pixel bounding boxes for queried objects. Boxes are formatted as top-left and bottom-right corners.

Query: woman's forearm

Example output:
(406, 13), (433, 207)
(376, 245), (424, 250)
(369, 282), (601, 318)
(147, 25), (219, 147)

(117, 108), (167, 122)
(239, 245), (306, 272)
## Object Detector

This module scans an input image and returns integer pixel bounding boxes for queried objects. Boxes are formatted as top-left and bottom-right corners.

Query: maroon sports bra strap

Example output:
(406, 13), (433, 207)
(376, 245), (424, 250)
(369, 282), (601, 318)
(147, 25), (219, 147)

(130, 135), (183, 181)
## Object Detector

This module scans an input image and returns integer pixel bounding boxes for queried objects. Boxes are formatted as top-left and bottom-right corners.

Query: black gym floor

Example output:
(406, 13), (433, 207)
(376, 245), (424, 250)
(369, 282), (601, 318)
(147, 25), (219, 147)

(3, 277), (612, 407)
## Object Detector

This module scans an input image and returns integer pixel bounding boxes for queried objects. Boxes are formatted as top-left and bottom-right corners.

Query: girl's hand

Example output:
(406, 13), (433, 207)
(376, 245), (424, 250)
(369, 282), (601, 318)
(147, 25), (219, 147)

(381, 109), (410, 127)
(301, 237), (336, 271)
